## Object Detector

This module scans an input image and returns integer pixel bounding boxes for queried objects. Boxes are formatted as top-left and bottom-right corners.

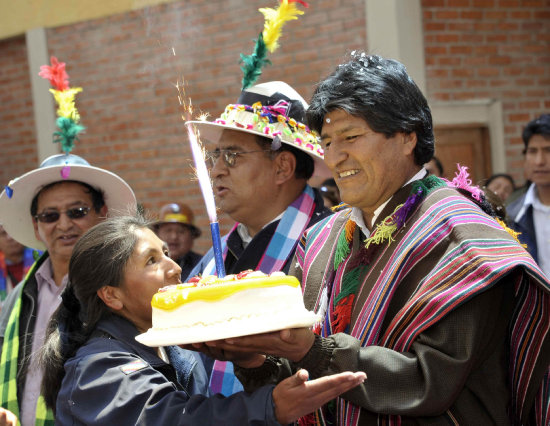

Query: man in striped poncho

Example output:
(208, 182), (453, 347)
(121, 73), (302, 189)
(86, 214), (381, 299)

(201, 52), (549, 425)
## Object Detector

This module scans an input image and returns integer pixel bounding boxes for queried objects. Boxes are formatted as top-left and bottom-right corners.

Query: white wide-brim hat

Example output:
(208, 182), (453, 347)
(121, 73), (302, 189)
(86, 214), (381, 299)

(0, 153), (137, 251)
(186, 81), (330, 177)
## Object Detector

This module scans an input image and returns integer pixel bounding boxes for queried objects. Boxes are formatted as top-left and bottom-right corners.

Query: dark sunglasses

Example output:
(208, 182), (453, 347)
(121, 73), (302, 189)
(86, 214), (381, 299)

(34, 206), (92, 223)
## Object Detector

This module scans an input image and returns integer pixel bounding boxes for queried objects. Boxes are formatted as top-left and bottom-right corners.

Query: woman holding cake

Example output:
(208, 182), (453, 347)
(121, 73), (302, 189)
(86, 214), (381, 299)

(39, 215), (365, 425)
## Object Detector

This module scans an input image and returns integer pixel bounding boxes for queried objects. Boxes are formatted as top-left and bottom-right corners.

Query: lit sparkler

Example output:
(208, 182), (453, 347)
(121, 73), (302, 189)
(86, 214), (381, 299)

(176, 78), (226, 278)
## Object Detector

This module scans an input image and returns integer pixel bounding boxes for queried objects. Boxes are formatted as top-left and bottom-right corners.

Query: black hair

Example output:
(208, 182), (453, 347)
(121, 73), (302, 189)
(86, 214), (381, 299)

(427, 156), (444, 176)
(30, 180), (105, 216)
(480, 188), (507, 221)
(322, 178), (337, 187)
(485, 173), (515, 189)
(522, 114), (550, 151)
(254, 135), (315, 180)
(317, 177), (340, 206)
(40, 215), (152, 412)
(307, 52), (434, 166)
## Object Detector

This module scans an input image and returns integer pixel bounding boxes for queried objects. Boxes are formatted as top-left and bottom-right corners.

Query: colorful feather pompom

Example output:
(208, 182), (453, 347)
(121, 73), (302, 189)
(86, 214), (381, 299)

(445, 165), (483, 201)
(38, 56), (69, 91)
(496, 218), (527, 248)
(39, 56), (85, 153)
(50, 87), (83, 122)
(240, 0), (308, 89)
(260, 0), (306, 53)
(53, 117), (85, 153)
(240, 33), (271, 90)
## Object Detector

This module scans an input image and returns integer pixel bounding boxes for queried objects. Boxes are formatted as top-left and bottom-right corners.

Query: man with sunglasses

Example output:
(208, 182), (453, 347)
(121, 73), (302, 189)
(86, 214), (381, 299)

(185, 81), (332, 396)
(0, 153), (136, 425)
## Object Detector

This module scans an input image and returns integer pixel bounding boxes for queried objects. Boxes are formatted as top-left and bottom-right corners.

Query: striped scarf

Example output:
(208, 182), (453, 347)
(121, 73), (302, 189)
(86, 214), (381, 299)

(204, 184), (317, 396)
(299, 183), (549, 425)
(0, 248), (36, 303)
(0, 257), (55, 425)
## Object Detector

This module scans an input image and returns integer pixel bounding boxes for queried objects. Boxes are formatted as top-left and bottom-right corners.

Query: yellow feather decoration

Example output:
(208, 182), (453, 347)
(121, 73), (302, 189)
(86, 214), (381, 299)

(496, 218), (527, 248)
(260, 0), (304, 53)
(364, 204), (403, 249)
(50, 87), (83, 122)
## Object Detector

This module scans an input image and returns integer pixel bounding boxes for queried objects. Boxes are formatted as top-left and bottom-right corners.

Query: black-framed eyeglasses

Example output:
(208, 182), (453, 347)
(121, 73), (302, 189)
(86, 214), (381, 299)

(34, 206), (92, 223)
(206, 149), (273, 168)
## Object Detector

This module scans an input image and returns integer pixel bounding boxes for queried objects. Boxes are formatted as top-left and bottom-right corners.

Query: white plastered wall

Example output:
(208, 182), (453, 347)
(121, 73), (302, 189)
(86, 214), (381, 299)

(26, 27), (59, 164)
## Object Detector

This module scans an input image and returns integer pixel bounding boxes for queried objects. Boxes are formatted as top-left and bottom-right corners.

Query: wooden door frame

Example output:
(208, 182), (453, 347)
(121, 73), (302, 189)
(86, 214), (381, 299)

(433, 124), (492, 183)
(430, 99), (506, 174)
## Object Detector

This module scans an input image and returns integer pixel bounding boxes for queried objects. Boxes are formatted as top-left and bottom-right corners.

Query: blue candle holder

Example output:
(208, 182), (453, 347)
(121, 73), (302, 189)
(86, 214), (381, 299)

(210, 222), (226, 278)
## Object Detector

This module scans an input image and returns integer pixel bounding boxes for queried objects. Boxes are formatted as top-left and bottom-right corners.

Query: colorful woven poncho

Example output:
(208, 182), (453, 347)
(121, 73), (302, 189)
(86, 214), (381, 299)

(296, 170), (549, 426)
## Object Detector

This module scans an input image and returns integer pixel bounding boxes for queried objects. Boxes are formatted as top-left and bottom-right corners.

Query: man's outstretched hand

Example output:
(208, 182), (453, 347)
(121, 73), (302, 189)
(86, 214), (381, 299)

(273, 369), (366, 424)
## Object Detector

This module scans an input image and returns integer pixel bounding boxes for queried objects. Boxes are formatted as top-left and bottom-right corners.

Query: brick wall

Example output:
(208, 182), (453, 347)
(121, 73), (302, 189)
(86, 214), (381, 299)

(0, 0), (366, 253)
(422, 0), (550, 181)
(0, 36), (38, 186)
(0, 0), (548, 253)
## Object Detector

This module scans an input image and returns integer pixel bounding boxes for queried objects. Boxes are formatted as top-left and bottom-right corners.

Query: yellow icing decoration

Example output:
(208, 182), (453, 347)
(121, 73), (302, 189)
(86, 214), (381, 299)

(152, 275), (300, 310)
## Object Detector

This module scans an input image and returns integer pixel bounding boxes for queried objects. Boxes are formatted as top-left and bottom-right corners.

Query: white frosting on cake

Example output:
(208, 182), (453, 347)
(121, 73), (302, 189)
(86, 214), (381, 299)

(152, 283), (305, 330)
(135, 271), (320, 346)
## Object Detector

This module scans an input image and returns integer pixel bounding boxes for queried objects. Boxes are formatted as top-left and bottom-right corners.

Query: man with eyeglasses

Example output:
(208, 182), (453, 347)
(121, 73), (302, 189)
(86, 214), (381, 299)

(185, 81), (332, 396)
(0, 153), (136, 425)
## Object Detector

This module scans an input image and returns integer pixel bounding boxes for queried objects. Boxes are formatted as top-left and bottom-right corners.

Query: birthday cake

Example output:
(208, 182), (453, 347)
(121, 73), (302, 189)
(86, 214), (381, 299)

(136, 270), (319, 347)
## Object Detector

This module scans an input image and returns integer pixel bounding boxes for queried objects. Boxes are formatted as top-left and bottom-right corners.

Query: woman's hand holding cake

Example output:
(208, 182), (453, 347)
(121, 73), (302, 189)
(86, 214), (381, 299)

(183, 341), (267, 368)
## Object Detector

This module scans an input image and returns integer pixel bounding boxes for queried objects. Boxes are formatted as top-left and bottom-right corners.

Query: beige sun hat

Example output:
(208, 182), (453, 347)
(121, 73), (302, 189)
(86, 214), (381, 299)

(0, 153), (137, 251)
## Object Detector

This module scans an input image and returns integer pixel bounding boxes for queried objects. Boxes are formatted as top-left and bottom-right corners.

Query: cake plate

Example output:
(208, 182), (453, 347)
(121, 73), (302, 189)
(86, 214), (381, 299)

(136, 310), (320, 347)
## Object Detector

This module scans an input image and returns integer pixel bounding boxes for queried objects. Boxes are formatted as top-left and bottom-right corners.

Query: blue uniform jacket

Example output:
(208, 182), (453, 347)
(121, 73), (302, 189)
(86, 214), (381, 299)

(56, 314), (279, 425)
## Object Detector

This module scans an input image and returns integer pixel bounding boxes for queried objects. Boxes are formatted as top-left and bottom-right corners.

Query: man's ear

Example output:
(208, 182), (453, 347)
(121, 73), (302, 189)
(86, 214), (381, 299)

(99, 204), (108, 218)
(273, 151), (297, 184)
(97, 286), (124, 311)
(32, 219), (41, 242)
(402, 132), (418, 156)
